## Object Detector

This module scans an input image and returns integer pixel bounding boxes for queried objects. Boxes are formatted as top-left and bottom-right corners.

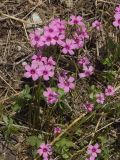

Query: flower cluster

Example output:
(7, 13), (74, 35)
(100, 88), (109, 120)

(113, 5), (120, 28)
(23, 12), (118, 159)
(24, 16), (90, 106)
(78, 56), (94, 78)
(24, 54), (55, 81)
(96, 85), (115, 104)
(83, 85), (115, 112)
(29, 16), (88, 55)
(86, 143), (101, 160)
(37, 143), (52, 160)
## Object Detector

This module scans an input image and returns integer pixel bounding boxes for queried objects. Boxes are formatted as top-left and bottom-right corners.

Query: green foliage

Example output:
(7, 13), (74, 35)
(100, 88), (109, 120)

(98, 136), (108, 145)
(12, 85), (32, 112)
(35, 83), (44, 103)
(102, 71), (116, 82)
(2, 115), (18, 138)
(26, 135), (43, 148)
(101, 147), (110, 160)
(89, 85), (99, 100)
(21, 85), (32, 99)
(102, 57), (112, 67)
(55, 137), (74, 159)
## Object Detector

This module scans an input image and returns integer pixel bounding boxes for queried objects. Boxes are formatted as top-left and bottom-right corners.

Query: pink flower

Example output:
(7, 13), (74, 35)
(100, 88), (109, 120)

(83, 102), (94, 112)
(69, 15), (83, 25)
(96, 93), (105, 104)
(60, 39), (76, 55)
(105, 85), (115, 96)
(32, 54), (47, 67)
(32, 54), (47, 63)
(79, 65), (94, 78)
(51, 34), (65, 45)
(43, 33), (55, 46)
(44, 25), (58, 35)
(113, 13), (120, 28)
(43, 88), (58, 104)
(115, 5), (120, 13)
(73, 34), (84, 49)
(45, 56), (56, 68)
(49, 18), (66, 34)
(29, 29), (44, 47)
(37, 143), (52, 159)
(24, 63), (39, 81)
(54, 127), (62, 134)
(38, 65), (54, 81)
(78, 56), (90, 66)
(77, 27), (89, 40)
(92, 20), (102, 30)
(87, 143), (101, 158)
(58, 76), (75, 93)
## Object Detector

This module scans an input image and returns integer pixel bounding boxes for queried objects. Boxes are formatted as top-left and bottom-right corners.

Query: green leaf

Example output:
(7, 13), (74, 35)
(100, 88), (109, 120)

(12, 103), (21, 112)
(89, 92), (94, 99)
(101, 147), (109, 160)
(98, 136), (107, 145)
(62, 153), (69, 159)
(56, 138), (74, 148)
(102, 57), (112, 66)
(26, 136), (42, 147)
(2, 115), (8, 125)
(21, 85), (32, 99)
(58, 88), (65, 97)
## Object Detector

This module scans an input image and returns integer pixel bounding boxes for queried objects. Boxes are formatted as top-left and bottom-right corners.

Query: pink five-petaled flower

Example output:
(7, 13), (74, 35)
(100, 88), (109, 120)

(52, 34), (65, 45)
(96, 93), (105, 104)
(83, 102), (94, 112)
(87, 143), (101, 158)
(113, 13), (120, 28)
(43, 33), (55, 46)
(44, 25), (58, 35)
(45, 56), (56, 68)
(38, 65), (54, 81)
(69, 15), (83, 25)
(24, 63), (39, 81)
(58, 76), (75, 93)
(29, 29), (44, 47)
(92, 20), (102, 30)
(78, 56), (90, 66)
(43, 88), (58, 104)
(79, 65), (94, 78)
(105, 85), (115, 96)
(37, 143), (52, 159)
(54, 127), (62, 134)
(60, 39), (76, 55)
